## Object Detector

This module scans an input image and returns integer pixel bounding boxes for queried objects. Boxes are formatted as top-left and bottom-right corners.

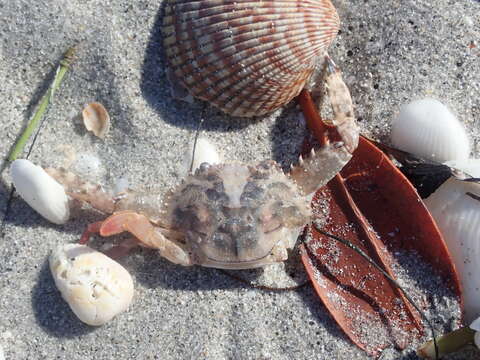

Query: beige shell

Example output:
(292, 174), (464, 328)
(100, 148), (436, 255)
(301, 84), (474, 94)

(162, 0), (340, 117)
(49, 244), (134, 326)
(82, 102), (110, 138)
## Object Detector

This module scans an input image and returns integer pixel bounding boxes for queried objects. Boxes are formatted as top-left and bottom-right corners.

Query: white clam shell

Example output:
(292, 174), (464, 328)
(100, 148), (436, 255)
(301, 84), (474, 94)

(49, 244), (134, 326)
(424, 177), (480, 322)
(471, 316), (480, 331)
(391, 99), (470, 163)
(444, 159), (480, 178)
(162, 0), (340, 117)
(10, 159), (70, 224)
(185, 137), (222, 173)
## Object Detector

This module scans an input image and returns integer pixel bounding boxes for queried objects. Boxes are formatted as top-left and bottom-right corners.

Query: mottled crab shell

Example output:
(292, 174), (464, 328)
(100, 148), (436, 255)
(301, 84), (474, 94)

(162, 0), (340, 117)
(165, 161), (311, 268)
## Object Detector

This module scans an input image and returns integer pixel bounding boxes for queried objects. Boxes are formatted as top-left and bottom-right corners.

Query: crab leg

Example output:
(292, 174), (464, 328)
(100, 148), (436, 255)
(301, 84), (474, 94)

(45, 167), (115, 213)
(289, 145), (352, 196)
(99, 211), (193, 266)
(80, 221), (103, 244)
(291, 58), (359, 197)
(323, 56), (359, 153)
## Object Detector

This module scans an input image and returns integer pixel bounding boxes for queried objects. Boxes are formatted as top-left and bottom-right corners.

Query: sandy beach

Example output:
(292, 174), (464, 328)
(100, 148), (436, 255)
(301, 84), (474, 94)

(0, 0), (479, 359)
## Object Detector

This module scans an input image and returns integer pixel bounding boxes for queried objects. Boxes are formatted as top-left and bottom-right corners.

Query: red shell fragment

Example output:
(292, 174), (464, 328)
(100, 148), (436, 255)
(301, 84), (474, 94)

(297, 90), (462, 356)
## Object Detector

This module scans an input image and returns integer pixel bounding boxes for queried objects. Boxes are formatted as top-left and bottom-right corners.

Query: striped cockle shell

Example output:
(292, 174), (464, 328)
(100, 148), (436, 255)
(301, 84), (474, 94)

(162, 0), (340, 117)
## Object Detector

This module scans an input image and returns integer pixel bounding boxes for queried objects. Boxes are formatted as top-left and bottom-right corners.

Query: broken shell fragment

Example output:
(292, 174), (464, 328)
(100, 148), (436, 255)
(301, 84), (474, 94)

(49, 244), (134, 326)
(471, 318), (480, 349)
(444, 159), (480, 178)
(82, 102), (110, 139)
(390, 99), (470, 163)
(424, 176), (480, 322)
(162, 0), (340, 117)
(10, 159), (70, 224)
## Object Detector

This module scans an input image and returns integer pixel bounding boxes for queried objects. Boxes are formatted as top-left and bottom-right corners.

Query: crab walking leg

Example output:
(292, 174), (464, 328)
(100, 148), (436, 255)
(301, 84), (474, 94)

(292, 57), (359, 196)
(45, 167), (115, 213)
(289, 145), (352, 196)
(100, 211), (193, 266)
(78, 221), (139, 258)
(324, 56), (359, 153)
(80, 221), (104, 244)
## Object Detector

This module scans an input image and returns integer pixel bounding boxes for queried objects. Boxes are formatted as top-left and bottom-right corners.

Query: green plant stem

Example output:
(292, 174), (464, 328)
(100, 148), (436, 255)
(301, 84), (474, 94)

(417, 326), (476, 359)
(8, 46), (76, 161)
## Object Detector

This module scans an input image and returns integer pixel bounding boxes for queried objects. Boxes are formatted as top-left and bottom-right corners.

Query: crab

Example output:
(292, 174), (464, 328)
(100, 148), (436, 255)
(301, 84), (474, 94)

(46, 58), (359, 270)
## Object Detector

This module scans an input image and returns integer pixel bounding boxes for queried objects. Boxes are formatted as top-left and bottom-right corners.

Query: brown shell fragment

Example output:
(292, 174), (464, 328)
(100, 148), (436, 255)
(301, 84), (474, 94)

(82, 102), (110, 139)
(162, 0), (340, 117)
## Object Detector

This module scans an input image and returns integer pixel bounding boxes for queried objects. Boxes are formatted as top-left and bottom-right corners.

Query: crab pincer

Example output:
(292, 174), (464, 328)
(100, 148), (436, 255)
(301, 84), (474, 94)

(297, 58), (462, 355)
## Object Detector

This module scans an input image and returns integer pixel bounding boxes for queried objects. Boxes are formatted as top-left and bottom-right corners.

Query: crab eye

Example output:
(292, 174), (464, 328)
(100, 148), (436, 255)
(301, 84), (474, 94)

(199, 162), (211, 171)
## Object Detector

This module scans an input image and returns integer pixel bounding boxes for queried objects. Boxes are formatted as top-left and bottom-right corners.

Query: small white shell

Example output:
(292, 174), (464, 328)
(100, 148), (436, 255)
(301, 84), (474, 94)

(424, 177), (480, 322)
(185, 137), (221, 173)
(82, 102), (110, 139)
(444, 159), (480, 178)
(49, 244), (134, 326)
(471, 317), (480, 331)
(10, 159), (70, 224)
(391, 99), (470, 163)
(472, 317), (480, 349)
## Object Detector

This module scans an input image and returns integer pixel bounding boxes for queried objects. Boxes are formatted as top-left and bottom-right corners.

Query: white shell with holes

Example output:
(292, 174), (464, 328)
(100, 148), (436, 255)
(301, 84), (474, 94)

(49, 244), (134, 326)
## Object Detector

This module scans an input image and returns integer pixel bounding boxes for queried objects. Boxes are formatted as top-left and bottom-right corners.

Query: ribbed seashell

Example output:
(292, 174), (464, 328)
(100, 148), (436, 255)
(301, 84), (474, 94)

(390, 99), (470, 163)
(10, 159), (70, 224)
(49, 244), (134, 326)
(162, 0), (340, 117)
(424, 176), (480, 322)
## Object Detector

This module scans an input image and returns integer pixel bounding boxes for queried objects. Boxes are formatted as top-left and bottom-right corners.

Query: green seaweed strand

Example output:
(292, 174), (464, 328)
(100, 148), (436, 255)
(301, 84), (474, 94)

(8, 46), (76, 161)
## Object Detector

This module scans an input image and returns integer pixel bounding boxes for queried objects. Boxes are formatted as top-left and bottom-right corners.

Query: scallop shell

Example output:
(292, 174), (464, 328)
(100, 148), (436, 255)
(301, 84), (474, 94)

(82, 102), (110, 139)
(424, 177), (480, 322)
(49, 244), (134, 326)
(10, 159), (70, 224)
(162, 0), (340, 117)
(390, 99), (470, 163)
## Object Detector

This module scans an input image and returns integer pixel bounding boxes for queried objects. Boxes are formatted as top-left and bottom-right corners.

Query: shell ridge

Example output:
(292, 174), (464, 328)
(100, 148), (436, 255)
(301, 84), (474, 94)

(169, 20), (338, 66)
(172, 0), (332, 17)
(188, 32), (329, 98)
(203, 39), (323, 109)
(222, 63), (312, 113)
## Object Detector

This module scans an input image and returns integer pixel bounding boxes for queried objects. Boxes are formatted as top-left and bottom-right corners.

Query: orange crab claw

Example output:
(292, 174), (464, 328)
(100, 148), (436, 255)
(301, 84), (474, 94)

(297, 90), (462, 356)
(99, 211), (143, 236)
